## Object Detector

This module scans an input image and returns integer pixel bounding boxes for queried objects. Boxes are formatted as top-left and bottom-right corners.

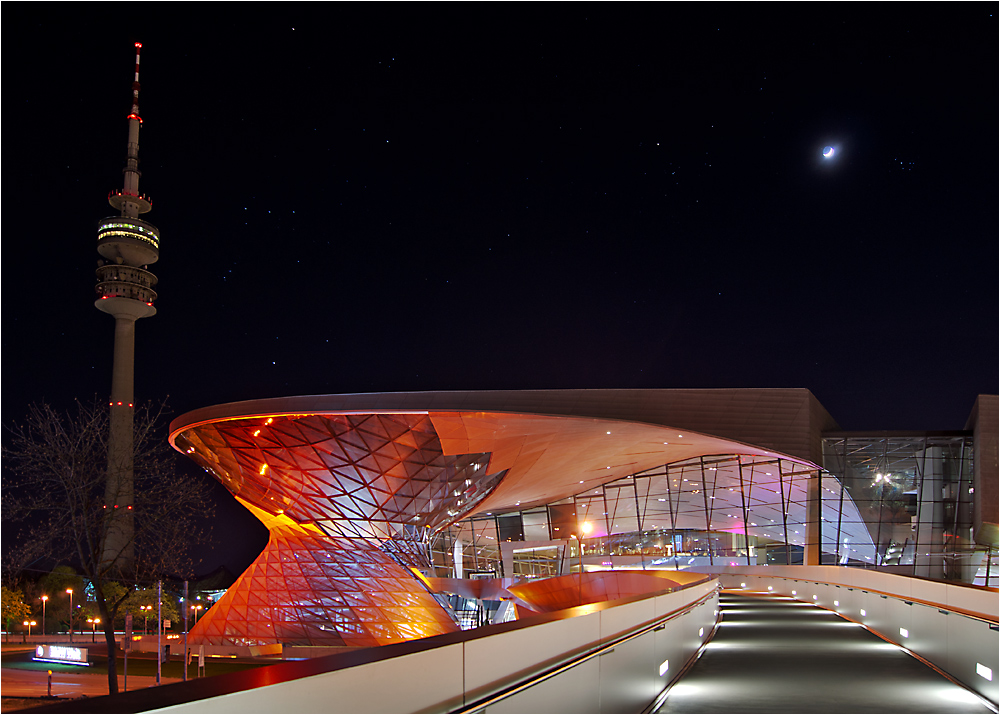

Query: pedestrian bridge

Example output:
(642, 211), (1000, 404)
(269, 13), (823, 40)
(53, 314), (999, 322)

(29, 566), (999, 714)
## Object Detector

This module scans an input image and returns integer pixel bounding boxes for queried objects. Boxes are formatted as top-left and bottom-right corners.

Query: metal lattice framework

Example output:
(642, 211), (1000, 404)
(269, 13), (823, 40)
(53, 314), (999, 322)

(174, 412), (506, 646)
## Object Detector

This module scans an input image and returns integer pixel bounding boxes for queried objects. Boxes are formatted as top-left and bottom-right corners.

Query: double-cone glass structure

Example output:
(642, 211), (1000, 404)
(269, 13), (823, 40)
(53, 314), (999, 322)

(169, 389), (996, 648)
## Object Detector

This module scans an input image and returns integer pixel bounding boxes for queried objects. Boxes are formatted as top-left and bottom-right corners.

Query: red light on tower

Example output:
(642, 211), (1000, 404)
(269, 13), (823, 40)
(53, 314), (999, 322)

(135, 42), (142, 48)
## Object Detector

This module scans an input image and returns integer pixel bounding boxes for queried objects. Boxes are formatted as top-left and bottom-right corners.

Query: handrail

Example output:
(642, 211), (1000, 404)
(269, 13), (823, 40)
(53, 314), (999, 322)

(722, 570), (998, 624)
(455, 581), (719, 713)
(834, 564), (998, 593)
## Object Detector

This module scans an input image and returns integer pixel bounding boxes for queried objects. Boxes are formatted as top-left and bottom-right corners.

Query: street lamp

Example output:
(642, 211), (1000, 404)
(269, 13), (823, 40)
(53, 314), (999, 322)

(66, 589), (73, 643)
(190, 604), (203, 625)
(41, 596), (48, 637)
(570, 534), (584, 574)
(578, 520), (593, 573)
(569, 521), (593, 605)
(87, 618), (101, 643)
(23, 621), (36, 642)
(140, 605), (152, 635)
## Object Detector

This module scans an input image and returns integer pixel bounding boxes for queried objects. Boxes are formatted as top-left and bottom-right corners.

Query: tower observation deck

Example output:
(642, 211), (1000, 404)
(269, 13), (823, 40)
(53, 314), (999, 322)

(95, 42), (159, 570)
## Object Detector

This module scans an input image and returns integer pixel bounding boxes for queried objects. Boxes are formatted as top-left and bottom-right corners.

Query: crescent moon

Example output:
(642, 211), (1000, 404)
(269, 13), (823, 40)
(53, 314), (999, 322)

(823, 146), (835, 158)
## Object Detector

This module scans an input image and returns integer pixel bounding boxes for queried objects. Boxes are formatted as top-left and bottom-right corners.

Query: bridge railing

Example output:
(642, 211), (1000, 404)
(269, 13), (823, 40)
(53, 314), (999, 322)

(701, 565), (999, 707)
(39, 577), (719, 714)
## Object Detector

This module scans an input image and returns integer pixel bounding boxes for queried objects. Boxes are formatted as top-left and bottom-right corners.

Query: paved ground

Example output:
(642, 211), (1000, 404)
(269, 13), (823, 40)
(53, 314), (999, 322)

(1, 666), (178, 698)
(1, 648), (181, 711)
(657, 592), (994, 714)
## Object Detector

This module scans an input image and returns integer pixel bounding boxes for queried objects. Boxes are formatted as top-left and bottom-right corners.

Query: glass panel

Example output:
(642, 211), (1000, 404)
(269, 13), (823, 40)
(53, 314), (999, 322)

(547, 503), (577, 540)
(512, 546), (560, 579)
(574, 493), (607, 537)
(604, 483), (639, 536)
(496, 513), (524, 543)
(521, 509), (549, 542)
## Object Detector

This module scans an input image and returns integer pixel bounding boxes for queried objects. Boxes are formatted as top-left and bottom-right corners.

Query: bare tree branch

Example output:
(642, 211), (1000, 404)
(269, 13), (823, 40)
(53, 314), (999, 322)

(2, 397), (214, 695)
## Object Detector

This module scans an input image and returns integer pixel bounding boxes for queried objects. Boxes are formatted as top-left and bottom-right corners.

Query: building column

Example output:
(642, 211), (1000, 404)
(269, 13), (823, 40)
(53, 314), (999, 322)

(804, 470), (822, 566)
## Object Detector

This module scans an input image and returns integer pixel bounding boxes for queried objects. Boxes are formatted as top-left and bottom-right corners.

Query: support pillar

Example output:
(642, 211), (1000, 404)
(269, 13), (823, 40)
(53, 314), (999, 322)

(805, 470), (822, 566)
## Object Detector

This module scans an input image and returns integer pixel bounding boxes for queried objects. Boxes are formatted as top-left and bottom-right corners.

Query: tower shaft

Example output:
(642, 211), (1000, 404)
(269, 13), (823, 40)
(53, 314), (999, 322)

(96, 42), (160, 572)
(103, 316), (137, 566)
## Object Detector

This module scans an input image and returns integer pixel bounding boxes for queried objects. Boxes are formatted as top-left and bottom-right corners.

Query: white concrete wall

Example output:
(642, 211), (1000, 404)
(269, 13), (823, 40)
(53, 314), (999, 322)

(481, 582), (718, 714)
(702, 565), (999, 706)
(150, 580), (719, 714)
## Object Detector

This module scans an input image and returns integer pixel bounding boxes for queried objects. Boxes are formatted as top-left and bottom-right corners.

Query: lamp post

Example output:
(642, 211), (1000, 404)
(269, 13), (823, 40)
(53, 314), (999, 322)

(570, 533), (583, 604)
(571, 535), (584, 574)
(578, 520), (593, 574)
(41, 596), (48, 637)
(87, 618), (101, 643)
(191, 604), (203, 625)
(140, 605), (151, 635)
(66, 589), (73, 643)
(23, 621), (36, 643)
(571, 521), (593, 605)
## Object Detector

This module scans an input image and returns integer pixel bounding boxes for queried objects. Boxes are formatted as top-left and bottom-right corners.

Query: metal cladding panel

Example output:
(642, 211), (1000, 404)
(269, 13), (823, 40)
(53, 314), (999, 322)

(171, 388), (838, 464)
(507, 571), (680, 613)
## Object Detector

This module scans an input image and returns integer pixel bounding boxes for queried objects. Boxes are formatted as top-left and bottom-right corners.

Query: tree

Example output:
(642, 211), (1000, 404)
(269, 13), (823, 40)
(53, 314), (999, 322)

(2, 398), (214, 694)
(1, 586), (31, 643)
(37, 565), (86, 633)
(122, 586), (180, 632)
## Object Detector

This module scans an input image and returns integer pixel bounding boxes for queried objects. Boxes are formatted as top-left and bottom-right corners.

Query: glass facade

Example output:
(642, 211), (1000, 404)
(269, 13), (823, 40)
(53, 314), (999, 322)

(434, 437), (994, 586)
(171, 401), (995, 648)
(434, 453), (868, 576)
(821, 433), (989, 583)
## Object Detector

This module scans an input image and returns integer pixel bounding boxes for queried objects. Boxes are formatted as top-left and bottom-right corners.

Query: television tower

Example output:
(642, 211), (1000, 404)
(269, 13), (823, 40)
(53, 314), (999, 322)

(95, 42), (160, 571)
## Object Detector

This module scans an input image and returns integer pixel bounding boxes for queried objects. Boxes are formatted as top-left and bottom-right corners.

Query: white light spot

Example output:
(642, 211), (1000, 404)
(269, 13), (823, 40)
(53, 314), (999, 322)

(823, 146), (835, 158)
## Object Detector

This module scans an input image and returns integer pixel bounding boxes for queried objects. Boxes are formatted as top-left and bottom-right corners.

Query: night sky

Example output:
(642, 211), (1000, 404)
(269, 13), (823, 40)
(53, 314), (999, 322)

(3, 4), (997, 575)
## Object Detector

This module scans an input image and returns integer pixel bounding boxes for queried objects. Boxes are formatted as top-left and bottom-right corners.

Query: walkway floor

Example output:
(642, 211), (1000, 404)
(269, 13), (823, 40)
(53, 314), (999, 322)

(656, 591), (994, 714)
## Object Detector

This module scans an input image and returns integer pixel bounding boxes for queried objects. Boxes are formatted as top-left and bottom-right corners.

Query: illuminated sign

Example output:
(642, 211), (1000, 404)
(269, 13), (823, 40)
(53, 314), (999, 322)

(34, 644), (90, 665)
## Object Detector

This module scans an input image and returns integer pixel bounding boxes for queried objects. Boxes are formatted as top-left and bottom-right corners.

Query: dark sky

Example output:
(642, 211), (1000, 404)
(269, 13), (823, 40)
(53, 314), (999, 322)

(3, 4), (997, 575)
